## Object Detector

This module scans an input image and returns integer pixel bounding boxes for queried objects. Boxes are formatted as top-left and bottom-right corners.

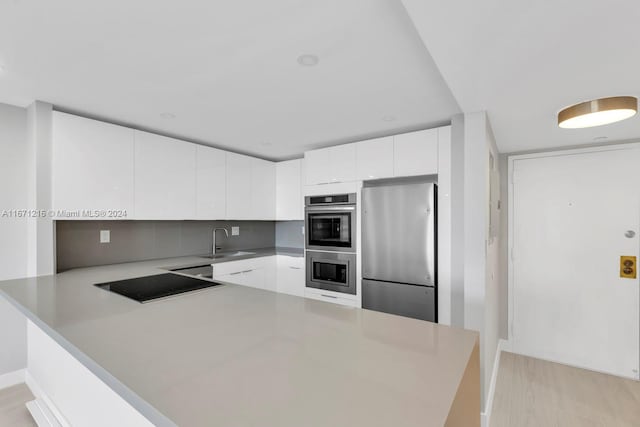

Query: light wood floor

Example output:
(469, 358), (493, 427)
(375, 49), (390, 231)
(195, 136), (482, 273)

(491, 352), (640, 427)
(0, 384), (37, 427)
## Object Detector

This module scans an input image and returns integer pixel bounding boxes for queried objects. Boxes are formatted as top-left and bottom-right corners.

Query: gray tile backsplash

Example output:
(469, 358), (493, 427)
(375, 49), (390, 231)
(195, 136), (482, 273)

(275, 221), (305, 249)
(56, 220), (276, 272)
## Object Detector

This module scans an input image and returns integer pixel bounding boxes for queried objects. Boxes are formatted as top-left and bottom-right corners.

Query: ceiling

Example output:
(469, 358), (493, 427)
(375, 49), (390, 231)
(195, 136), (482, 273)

(402, 0), (640, 153)
(0, 0), (460, 160)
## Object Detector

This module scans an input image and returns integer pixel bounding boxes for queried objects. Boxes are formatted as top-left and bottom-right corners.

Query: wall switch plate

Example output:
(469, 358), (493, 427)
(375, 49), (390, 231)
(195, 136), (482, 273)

(231, 226), (240, 236)
(301, 226), (305, 235)
(100, 230), (110, 243)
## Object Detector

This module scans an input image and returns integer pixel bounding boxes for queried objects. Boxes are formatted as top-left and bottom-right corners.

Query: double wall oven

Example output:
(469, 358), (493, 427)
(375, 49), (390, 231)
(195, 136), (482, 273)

(305, 194), (357, 295)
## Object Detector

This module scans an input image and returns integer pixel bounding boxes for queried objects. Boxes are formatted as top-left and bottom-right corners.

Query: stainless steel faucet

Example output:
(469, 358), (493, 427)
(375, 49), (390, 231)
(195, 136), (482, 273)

(212, 228), (229, 255)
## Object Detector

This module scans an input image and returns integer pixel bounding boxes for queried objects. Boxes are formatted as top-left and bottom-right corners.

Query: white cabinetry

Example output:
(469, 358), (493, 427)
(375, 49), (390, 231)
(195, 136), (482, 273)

(356, 136), (394, 180)
(196, 145), (226, 219)
(251, 158), (276, 220)
(52, 112), (135, 215)
(393, 129), (439, 177)
(226, 154), (276, 220)
(212, 257), (276, 289)
(134, 131), (196, 219)
(276, 159), (304, 220)
(225, 153), (253, 220)
(211, 255), (304, 296)
(276, 255), (305, 297)
(304, 143), (356, 185)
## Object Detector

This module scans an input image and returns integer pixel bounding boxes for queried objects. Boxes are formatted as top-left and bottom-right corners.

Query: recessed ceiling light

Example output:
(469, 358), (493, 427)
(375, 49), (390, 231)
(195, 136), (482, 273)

(558, 96), (637, 129)
(160, 112), (176, 119)
(382, 115), (396, 122)
(297, 54), (319, 67)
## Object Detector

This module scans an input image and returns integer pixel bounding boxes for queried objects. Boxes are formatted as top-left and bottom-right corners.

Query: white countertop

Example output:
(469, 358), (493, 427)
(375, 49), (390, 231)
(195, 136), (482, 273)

(0, 252), (478, 427)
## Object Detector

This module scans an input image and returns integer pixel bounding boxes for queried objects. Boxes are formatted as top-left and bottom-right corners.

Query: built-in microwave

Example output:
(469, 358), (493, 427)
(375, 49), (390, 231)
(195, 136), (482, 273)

(306, 251), (356, 295)
(305, 193), (356, 253)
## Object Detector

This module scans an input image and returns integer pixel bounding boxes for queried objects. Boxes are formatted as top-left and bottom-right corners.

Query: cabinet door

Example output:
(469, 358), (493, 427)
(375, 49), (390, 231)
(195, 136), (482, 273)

(196, 145), (226, 219)
(226, 153), (253, 219)
(134, 131), (196, 219)
(215, 272), (244, 286)
(276, 159), (303, 220)
(251, 158), (276, 220)
(304, 148), (330, 185)
(52, 112), (135, 215)
(276, 256), (305, 297)
(356, 136), (394, 180)
(393, 129), (438, 177)
(238, 268), (265, 289)
(328, 143), (357, 183)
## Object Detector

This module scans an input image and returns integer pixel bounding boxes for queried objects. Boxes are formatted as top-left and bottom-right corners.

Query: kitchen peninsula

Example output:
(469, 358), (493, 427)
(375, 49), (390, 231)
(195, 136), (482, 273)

(0, 255), (479, 427)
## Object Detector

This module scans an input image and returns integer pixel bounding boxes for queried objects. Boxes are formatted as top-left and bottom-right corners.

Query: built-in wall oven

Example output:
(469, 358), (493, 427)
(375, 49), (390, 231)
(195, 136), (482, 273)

(306, 251), (356, 295)
(305, 193), (356, 252)
(305, 193), (357, 295)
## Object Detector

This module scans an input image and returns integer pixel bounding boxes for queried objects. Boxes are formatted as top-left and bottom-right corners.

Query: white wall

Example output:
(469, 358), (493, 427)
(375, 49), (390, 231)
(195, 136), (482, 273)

(0, 102), (29, 375)
(451, 111), (502, 412)
(26, 101), (55, 276)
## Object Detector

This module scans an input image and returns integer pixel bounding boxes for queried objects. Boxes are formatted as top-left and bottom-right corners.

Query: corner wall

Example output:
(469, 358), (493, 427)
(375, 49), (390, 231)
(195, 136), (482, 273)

(451, 112), (502, 412)
(0, 102), (29, 375)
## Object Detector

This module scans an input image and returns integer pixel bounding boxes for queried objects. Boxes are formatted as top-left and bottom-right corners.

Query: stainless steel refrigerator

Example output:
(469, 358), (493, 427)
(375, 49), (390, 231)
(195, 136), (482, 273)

(362, 180), (437, 322)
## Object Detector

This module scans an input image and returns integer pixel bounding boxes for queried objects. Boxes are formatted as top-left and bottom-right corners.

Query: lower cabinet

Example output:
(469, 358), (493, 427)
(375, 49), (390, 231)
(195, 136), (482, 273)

(276, 256), (305, 297)
(217, 269), (265, 289)
(211, 255), (305, 296)
(212, 257), (272, 289)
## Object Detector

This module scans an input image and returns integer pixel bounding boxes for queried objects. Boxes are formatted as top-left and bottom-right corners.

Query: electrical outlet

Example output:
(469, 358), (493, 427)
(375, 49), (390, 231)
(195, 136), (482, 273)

(100, 230), (110, 243)
(231, 226), (240, 236)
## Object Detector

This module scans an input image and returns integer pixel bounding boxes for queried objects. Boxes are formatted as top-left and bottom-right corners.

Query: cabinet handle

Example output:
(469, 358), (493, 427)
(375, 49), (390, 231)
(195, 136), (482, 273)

(289, 266), (302, 270)
(321, 294), (338, 299)
(230, 271), (242, 276)
(241, 269), (253, 273)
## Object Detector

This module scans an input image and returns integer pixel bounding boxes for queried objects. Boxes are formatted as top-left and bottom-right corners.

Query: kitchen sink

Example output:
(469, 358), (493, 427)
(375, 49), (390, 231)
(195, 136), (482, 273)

(228, 251), (255, 256)
(170, 265), (214, 279)
(200, 251), (256, 260)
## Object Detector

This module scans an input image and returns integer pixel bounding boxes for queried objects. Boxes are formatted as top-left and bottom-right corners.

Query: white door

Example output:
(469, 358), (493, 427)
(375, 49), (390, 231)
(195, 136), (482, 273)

(511, 147), (640, 379)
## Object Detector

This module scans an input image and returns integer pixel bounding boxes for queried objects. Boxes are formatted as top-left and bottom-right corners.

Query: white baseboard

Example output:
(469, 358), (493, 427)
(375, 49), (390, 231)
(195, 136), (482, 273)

(25, 371), (70, 427)
(0, 368), (25, 390)
(480, 339), (509, 427)
(26, 399), (62, 427)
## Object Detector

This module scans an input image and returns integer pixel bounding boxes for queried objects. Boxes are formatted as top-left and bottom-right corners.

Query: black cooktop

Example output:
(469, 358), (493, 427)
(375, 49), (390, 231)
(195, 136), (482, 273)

(95, 273), (222, 303)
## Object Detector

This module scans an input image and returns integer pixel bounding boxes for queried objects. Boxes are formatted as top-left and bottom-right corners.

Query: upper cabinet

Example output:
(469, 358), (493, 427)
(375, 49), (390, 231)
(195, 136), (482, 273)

(52, 112), (135, 215)
(304, 143), (356, 185)
(356, 136), (394, 180)
(251, 158), (276, 220)
(196, 145), (226, 219)
(134, 131), (196, 219)
(393, 129), (438, 177)
(226, 153), (253, 220)
(276, 159), (304, 220)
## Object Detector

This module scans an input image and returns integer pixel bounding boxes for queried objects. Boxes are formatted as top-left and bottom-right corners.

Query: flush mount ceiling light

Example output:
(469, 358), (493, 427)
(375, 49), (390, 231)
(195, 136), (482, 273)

(558, 96), (637, 129)
(297, 54), (319, 66)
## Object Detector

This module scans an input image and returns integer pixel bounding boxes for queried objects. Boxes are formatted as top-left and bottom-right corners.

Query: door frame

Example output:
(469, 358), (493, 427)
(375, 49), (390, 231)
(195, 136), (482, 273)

(508, 142), (640, 371)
